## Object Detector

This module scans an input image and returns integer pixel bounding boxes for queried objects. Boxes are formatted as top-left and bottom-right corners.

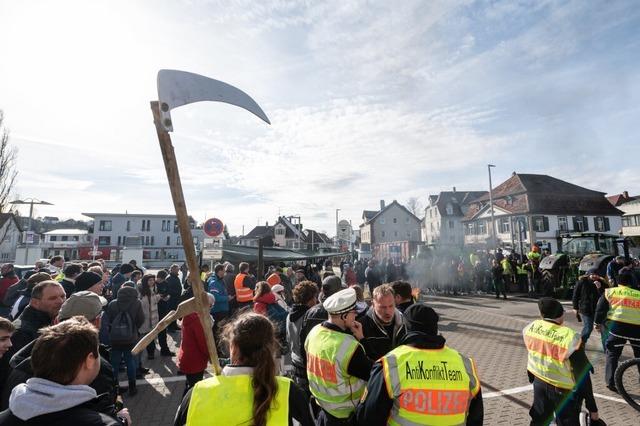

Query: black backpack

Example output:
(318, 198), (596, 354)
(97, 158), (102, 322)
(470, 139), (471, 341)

(109, 308), (136, 345)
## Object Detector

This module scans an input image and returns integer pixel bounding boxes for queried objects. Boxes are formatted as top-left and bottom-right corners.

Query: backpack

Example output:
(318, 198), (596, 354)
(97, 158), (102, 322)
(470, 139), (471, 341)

(109, 308), (136, 345)
(266, 303), (288, 335)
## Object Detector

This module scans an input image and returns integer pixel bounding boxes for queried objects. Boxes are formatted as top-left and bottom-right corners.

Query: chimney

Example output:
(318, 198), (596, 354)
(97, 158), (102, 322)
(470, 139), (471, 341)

(453, 186), (457, 193)
(380, 200), (385, 210)
(266, 221), (268, 226)
(623, 191), (629, 199)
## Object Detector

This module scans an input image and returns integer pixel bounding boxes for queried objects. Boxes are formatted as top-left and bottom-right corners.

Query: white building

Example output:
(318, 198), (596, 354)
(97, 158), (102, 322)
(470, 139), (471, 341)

(422, 189), (486, 247)
(82, 213), (204, 267)
(0, 214), (22, 263)
(41, 228), (90, 260)
(462, 173), (623, 254)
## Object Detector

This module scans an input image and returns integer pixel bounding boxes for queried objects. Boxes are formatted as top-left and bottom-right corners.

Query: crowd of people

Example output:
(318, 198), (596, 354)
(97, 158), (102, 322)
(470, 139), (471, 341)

(0, 253), (635, 425)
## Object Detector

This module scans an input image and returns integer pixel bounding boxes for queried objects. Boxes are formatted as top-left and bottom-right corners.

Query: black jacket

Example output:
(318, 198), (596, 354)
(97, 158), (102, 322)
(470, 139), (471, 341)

(9, 307), (52, 359)
(572, 277), (604, 316)
(356, 332), (483, 426)
(106, 287), (144, 348)
(365, 267), (382, 291)
(59, 279), (75, 299)
(0, 398), (122, 426)
(166, 274), (183, 308)
(359, 306), (406, 361)
(0, 341), (118, 415)
(286, 304), (310, 375)
(298, 303), (328, 375)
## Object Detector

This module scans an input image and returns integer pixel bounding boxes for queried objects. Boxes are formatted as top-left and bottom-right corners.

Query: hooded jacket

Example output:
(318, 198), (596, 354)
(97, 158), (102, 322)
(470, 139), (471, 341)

(106, 286), (144, 349)
(0, 378), (121, 425)
(286, 304), (311, 372)
(9, 306), (52, 359)
(359, 306), (407, 361)
(253, 292), (277, 316)
(0, 341), (118, 416)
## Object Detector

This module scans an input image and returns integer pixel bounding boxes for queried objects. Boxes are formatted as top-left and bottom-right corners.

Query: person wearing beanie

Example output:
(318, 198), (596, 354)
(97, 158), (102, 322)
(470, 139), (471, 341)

(74, 272), (105, 295)
(357, 302), (483, 425)
(60, 263), (83, 298)
(305, 288), (371, 425)
(110, 264), (134, 299)
(595, 271), (640, 393)
(524, 297), (605, 425)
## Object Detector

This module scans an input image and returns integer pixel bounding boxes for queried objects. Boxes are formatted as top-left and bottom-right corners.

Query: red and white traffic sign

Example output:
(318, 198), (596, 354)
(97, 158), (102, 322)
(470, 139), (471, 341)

(204, 218), (224, 237)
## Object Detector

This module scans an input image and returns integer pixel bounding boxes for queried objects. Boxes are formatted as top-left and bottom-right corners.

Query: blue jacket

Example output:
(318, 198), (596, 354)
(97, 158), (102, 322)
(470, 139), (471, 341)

(207, 275), (229, 314)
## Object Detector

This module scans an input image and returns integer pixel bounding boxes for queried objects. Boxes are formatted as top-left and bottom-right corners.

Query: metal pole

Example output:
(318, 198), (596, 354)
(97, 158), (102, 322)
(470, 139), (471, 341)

(335, 208), (340, 248)
(24, 201), (34, 264)
(487, 165), (496, 249)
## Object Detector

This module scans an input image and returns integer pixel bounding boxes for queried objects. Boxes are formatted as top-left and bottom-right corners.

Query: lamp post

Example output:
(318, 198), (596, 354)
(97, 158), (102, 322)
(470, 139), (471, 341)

(9, 198), (53, 264)
(335, 208), (341, 249)
(487, 165), (497, 249)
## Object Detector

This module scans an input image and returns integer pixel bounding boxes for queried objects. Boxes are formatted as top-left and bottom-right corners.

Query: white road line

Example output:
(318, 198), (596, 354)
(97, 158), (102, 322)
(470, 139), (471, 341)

(119, 375), (187, 387)
(484, 384), (532, 398)
(592, 393), (628, 404)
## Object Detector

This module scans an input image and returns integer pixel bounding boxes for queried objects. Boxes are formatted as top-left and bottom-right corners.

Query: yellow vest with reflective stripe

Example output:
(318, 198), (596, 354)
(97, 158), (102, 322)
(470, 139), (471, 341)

(381, 344), (480, 426)
(605, 286), (640, 326)
(305, 324), (366, 419)
(186, 374), (291, 426)
(523, 319), (581, 390)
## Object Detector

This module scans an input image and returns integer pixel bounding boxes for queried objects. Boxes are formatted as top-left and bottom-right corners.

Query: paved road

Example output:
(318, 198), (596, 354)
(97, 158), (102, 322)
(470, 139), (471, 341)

(122, 294), (639, 425)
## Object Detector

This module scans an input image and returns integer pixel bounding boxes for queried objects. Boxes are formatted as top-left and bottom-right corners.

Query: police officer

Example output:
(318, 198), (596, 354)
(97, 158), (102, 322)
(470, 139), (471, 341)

(594, 271), (640, 392)
(305, 287), (372, 426)
(524, 298), (605, 425)
(357, 303), (483, 425)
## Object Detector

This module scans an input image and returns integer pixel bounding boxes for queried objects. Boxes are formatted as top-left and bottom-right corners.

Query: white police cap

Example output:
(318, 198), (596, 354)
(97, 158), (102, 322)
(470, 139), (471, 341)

(323, 287), (357, 315)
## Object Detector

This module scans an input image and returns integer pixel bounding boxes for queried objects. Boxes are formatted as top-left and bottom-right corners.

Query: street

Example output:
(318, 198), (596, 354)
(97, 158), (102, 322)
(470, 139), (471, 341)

(122, 294), (639, 425)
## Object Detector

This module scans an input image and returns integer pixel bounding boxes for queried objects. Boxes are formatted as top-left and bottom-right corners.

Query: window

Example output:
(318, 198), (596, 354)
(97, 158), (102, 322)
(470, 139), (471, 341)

(117, 236), (122, 246)
(532, 216), (549, 232)
(393, 218), (397, 224)
(394, 231), (398, 237)
(145, 236), (150, 246)
(162, 220), (167, 231)
(558, 216), (568, 231)
(445, 203), (453, 215)
(448, 220), (454, 229)
(141, 220), (145, 231)
(177, 236), (182, 245)
(405, 217), (410, 224)
(499, 217), (510, 234)
(380, 218), (385, 225)
(50, 236), (57, 241)
(381, 231), (386, 238)
(150, 236), (154, 246)
(594, 216), (610, 232)
(99, 220), (112, 231)
(407, 232), (411, 238)
(478, 221), (486, 235)
(276, 228), (285, 235)
(147, 220), (151, 231)
(73, 236), (79, 241)
(166, 236), (171, 246)
(573, 216), (589, 232)
(126, 221), (131, 232)
(61, 236), (68, 241)
(98, 236), (111, 246)
(174, 220), (179, 233)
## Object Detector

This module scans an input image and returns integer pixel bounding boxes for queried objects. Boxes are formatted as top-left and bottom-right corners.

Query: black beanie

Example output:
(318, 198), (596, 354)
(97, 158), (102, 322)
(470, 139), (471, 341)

(75, 272), (102, 292)
(538, 297), (564, 319)
(404, 303), (439, 336)
(119, 264), (135, 275)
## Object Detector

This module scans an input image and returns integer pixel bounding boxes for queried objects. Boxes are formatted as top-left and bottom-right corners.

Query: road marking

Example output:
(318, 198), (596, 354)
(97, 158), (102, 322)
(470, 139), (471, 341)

(119, 375), (187, 387)
(483, 385), (629, 405)
(484, 384), (532, 398)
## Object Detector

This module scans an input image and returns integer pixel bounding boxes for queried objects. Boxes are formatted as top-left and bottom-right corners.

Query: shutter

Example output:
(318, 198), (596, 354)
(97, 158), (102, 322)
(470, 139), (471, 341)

(572, 217), (578, 231)
(604, 217), (610, 232)
(543, 216), (549, 232)
(583, 216), (589, 231)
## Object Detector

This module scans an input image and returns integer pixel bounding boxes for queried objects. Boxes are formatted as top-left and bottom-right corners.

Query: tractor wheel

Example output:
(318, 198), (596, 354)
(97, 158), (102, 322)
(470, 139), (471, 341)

(541, 269), (556, 297)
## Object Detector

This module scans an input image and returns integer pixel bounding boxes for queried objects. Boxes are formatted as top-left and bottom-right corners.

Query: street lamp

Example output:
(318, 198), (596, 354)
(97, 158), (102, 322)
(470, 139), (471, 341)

(335, 208), (341, 249)
(9, 198), (53, 264)
(487, 165), (497, 249)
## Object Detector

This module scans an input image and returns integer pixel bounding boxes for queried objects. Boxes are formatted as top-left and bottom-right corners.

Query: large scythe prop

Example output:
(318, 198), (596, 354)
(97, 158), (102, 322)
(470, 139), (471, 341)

(131, 70), (270, 375)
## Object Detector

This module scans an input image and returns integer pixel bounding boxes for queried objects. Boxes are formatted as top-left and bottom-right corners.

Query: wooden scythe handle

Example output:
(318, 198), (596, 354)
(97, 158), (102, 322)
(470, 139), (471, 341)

(147, 101), (221, 375)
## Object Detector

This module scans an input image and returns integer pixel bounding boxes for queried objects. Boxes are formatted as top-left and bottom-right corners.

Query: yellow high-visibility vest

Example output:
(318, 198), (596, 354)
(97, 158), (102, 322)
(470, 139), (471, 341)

(523, 319), (581, 390)
(186, 374), (290, 426)
(305, 325), (366, 419)
(605, 285), (640, 326)
(381, 344), (480, 426)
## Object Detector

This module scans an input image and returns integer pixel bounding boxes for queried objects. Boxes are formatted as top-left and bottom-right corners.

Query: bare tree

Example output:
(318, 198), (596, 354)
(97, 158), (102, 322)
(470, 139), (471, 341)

(0, 110), (17, 213)
(406, 197), (423, 218)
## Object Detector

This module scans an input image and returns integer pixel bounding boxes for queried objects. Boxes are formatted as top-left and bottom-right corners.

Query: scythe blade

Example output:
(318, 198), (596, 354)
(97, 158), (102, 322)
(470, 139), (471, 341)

(157, 69), (270, 131)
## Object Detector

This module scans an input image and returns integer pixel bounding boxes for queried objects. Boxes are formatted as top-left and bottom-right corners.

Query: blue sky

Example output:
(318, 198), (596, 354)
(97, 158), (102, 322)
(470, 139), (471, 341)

(0, 0), (638, 235)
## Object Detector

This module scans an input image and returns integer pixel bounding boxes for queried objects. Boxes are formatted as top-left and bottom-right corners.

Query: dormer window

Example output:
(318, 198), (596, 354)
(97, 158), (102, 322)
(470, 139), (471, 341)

(445, 203), (454, 215)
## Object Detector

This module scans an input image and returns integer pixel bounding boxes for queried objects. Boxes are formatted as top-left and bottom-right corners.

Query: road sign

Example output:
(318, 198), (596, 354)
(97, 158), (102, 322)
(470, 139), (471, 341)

(204, 218), (224, 237)
(88, 250), (103, 256)
(202, 249), (222, 260)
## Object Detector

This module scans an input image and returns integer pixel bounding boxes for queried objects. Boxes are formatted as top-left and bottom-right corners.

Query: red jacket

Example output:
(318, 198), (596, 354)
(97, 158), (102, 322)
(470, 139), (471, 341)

(253, 292), (277, 316)
(0, 276), (19, 303)
(177, 312), (209, 374)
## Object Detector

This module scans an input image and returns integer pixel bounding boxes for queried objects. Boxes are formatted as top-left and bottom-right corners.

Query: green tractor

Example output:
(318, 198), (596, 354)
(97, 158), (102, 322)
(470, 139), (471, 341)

(539, 233), (630, 297)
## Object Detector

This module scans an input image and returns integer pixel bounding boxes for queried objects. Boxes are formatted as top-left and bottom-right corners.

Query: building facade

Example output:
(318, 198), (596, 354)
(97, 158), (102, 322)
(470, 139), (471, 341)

(0, 214), (22, 263)
(422, 189), (486, 247)
(462, 173), (623, 254)
(82, 213), (203, 266)
(41, 229), (91, 260)
(359, 200), (421, 262)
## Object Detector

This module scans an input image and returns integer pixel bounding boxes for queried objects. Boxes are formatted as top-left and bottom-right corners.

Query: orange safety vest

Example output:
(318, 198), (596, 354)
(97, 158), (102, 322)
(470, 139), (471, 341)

(234, 273), (254, 303)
